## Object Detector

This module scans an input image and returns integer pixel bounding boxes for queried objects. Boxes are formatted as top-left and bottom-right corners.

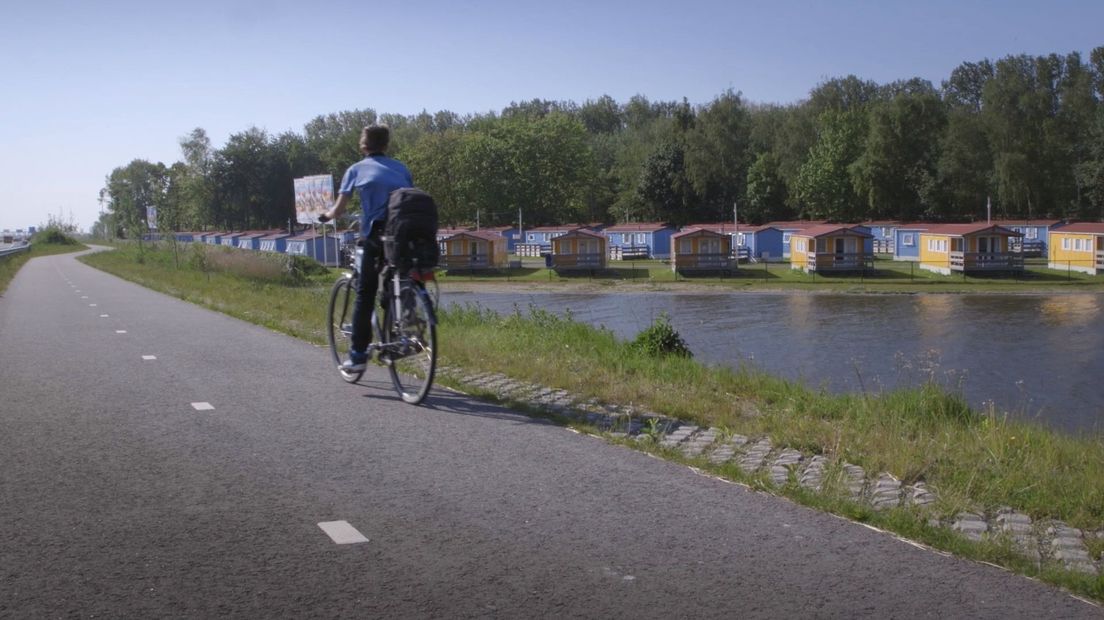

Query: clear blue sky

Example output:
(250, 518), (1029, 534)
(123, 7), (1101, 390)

(1, 0), (1100, 232)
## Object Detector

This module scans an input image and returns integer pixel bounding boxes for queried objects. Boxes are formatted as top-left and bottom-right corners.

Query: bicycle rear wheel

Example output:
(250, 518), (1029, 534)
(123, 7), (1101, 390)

(327, 275), (362, 383)
(383, 284), (436, 404)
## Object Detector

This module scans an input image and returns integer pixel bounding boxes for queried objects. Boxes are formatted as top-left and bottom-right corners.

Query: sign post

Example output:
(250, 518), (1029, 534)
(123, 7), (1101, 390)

(294, 174), (335, 265)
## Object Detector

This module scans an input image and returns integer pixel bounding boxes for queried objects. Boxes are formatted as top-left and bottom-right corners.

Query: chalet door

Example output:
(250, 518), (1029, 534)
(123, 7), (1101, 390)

(834, 238), (845, 255)
(978, 237), (991, 254)
(679, 239), (692, 254)
(702, 238), (719, 254)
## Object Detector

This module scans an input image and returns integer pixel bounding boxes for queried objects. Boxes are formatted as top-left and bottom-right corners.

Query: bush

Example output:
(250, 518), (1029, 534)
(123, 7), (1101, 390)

(630, 312), (692, 358)
(33, 226), (79, 245)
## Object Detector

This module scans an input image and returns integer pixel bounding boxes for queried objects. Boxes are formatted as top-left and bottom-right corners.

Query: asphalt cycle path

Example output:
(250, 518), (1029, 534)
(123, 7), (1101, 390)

(1, 249), (1099, 618)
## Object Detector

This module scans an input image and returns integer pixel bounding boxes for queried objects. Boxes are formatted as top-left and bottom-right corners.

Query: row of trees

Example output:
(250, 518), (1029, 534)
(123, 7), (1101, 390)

(97, 47), (1104, 240)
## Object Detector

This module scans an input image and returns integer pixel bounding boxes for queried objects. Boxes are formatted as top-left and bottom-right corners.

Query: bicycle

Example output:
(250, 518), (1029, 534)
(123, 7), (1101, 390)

(327, 239), (438, 404)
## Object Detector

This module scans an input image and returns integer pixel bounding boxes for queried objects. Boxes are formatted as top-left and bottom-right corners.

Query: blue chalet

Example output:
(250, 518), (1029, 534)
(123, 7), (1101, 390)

(220, 232), (245, 248)
(258, 231), (293, 253)
(991, 219), (1065, 257)
(174, 231), (197, 243)
(236, 231), (268, 251)
(204, 232), (222, 246)
(855, 221), (900, 254)
(764, 221), (827, 259)
(518, 224), (580, 257)
(480, 226), (520, 253)
(892, 224), (929, 261)
(287, 230), (341, 266)
(735, 225), (785, 262)
(603, 222), (675, 259)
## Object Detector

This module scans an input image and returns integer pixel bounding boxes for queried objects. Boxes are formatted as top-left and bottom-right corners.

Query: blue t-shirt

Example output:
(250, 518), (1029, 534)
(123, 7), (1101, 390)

(338, 155), (414, 228)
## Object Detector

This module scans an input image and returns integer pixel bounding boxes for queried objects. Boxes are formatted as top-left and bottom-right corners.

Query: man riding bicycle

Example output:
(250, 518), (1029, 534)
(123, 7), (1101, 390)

(319, 124), (413, 372)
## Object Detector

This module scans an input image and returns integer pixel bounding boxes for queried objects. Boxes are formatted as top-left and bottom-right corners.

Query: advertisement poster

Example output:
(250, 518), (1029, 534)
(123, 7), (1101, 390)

(146, 206), (157, 230)
(294, 174), (334, 224)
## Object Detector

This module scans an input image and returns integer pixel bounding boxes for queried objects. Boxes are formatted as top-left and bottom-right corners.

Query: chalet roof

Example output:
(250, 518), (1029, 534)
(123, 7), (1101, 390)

(603, 222), (671, 232)
(859, 220), (902, 227)
(446, 230), (503, 242)
(922, 223), (1022, 237)
(259, 231), (293, 240)
(673, 227), (728, 239)
(990, 219), (1064, 227)
(764, 220), (827, 230)
(1053, 222), (1104, 234)
(792, 224), (872, 239)
(555, 228), (605, 240)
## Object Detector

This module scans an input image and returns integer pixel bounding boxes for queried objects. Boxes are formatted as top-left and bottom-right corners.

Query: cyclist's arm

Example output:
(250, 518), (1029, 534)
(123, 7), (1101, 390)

(319, 192), (351, 223)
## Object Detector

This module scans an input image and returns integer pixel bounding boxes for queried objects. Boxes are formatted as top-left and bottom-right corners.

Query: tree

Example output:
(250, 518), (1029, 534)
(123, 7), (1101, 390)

(795, 110), (867, 221)
(684, 90), (752, 222)
(851, 85), (946, 220)
(745, 152), (790, 223)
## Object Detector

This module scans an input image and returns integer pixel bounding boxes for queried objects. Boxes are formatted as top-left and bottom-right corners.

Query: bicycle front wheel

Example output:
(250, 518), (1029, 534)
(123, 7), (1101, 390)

(383, 284), (436, 404)
(327, 275), (362, 383)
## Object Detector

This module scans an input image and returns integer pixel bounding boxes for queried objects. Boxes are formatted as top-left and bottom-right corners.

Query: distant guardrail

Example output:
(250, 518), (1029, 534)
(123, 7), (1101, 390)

(0, 244), (31, 259)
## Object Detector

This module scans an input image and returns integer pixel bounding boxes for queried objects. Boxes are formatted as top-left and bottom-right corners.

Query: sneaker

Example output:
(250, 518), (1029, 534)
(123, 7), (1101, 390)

(341, 350), (368, 372)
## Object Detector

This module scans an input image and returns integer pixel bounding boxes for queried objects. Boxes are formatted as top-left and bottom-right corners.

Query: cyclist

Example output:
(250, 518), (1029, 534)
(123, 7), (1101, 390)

(319, 124), (413, 372)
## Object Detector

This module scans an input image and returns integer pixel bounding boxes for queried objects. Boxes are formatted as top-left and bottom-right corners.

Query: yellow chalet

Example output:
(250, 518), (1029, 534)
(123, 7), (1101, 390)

(918, 223), (1023, 275)
(670, 227), (734, 273)
(789, 224), (873, 273)
(550, 228), (607, 271)
(439, 230), (508, 271)
(1048, 222), (1104, 274)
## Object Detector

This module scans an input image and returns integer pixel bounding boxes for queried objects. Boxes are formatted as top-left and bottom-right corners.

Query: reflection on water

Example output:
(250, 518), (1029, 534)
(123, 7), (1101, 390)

(441, 290), (1104, 435)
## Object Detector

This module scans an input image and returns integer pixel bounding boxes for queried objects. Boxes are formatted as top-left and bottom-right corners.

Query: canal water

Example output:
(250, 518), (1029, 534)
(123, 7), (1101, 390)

(440, 290), (1104, 435)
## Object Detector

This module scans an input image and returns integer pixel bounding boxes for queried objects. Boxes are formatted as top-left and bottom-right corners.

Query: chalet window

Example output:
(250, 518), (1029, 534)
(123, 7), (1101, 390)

(902, 233), (914, 246)
(951, 239), (962, 252)
(635, 233), (646, 245)
(815, 238), (826, 252)
(527, 233), (535, 241)
(1062, 238), (1071, 250)
(1025, 228), (1037, 239)
(782, 233), (791, 244)
(679, 238), (692, 254)
(737, 233), (746, 245)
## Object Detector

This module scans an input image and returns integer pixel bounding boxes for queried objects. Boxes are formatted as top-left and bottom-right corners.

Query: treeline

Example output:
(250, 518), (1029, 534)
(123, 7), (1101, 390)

(96, 47), (1104, 239)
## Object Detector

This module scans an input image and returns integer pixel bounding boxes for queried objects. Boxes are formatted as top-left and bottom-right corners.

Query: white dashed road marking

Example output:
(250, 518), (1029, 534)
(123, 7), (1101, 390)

(116, 330), (127, 334)
(191, 402), (215, 411)
(142, 355), (157, 361)
(100, 314), (109, 318)
(318, 521), (369, 544)
(81, 296), (88, 299)
(90, 304), (97, 307)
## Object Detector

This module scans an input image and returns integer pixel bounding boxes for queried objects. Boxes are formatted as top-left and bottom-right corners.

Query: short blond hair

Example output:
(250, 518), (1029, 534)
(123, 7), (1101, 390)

(359, 124), (390, 153)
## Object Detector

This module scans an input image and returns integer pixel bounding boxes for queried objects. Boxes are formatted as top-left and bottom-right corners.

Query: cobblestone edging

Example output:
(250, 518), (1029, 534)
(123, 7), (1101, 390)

(438, 366), (1103, 576)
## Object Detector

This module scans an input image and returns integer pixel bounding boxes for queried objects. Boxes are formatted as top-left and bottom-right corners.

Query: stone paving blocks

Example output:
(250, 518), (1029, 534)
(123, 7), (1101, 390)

(660, 425), (699, 449)
(681, 427), (719, 457)
(842, 463), (866, 500)
(798, 455), (828, 491)
(904, 482), (936, 508)
(769, 449), (804, 486)
(952, 512), (988, 542)
(870, 473), (902, 510)
(706, 434), (748, 465)
(738, 438), (772, 474)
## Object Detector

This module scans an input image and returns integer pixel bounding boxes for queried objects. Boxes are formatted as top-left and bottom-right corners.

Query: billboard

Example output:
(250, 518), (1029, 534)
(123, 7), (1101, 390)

(146, 206), (158, 230)
(294, 174), (334, 224)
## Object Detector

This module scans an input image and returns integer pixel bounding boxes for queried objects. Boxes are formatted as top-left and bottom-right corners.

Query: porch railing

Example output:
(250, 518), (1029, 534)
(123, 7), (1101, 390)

(805, 252), (874, 271)
(674, 253), (732, 269)
(440, 254), (491, 269)
(552, 252), (605, 268)
(949, 252), (1024, 271)
(1096, 251), (1104, 270)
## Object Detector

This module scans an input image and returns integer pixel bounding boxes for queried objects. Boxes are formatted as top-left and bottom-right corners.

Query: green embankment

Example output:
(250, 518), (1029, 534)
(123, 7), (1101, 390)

(79, 243), (1103, 598)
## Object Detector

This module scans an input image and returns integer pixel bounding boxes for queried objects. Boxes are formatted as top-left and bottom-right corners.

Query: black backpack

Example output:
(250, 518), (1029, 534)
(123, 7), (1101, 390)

(384, 187), (439, 268)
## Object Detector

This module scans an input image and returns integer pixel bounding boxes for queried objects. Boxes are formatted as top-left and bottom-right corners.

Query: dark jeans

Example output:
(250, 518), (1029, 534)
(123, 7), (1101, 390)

(351, 224), (384, 354)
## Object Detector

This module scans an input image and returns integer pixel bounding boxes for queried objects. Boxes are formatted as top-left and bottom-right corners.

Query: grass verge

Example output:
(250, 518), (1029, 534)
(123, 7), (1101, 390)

(80, 242), (1104, 600)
